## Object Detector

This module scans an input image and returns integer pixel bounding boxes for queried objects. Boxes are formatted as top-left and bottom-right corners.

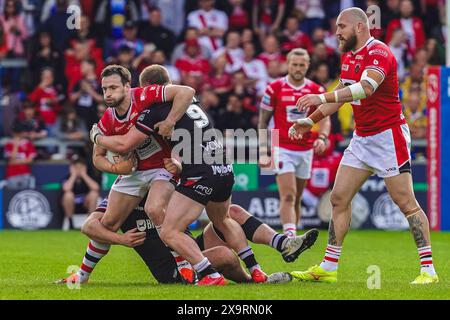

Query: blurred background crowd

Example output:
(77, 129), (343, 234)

(0, 0), (446, 171)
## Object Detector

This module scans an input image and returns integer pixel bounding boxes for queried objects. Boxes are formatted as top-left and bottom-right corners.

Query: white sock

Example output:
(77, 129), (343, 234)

(283, 223), (296, 238)
(418, 246), (436, 276)
(319, 244), (342, 272)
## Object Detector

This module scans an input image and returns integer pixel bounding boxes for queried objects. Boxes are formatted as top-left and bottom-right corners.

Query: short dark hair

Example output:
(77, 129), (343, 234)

(101, 64), (131, 85)
(139, 65), (170, 87)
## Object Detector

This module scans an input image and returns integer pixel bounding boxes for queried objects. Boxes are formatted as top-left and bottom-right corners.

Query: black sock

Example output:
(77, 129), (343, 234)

(270, 234), (289, 253)
(237, 246), (258, 270)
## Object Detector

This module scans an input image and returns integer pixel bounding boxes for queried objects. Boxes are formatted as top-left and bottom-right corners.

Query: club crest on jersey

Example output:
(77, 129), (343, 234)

(342, 64), (349, 71)
(140, 91), (146, 101)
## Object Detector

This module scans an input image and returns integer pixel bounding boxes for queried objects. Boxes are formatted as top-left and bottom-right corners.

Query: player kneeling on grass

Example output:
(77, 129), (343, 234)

(57, 157), (317, 285)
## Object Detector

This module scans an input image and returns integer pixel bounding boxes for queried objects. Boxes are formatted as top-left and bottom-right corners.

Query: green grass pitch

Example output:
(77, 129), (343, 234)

(0, 230), (449, 300)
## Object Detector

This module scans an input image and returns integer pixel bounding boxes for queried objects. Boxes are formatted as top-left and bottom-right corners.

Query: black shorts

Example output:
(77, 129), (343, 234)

(176, 164), (235, 206)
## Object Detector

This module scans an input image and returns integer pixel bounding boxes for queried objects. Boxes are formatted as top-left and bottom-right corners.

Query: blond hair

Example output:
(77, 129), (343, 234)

(287, 48), (310, 63)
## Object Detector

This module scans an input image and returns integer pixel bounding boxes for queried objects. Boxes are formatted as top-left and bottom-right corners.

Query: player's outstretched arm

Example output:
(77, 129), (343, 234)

(155, 84), (196, 138)
(297, 70), (384, 111)
(81, 211), (146, 248)
(94, 126), (147, 154)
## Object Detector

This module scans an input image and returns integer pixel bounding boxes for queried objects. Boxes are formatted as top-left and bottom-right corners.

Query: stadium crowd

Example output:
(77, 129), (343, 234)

(0, 0), (446, 186)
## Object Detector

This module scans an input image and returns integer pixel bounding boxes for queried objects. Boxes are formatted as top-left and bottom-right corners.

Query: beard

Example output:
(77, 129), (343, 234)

(105, 94), (125, 108)
(339, 32), (358, 52)
(290, 72), (304, 82)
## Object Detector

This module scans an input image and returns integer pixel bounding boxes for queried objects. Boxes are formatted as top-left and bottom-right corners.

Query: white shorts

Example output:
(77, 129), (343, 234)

(341, 124), (411, 178)
(111, 168), (173, 198)
(274, 147), (313, 179)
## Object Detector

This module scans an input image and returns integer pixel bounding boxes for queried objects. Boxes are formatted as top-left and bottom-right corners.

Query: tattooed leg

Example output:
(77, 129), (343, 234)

(406, 208), (431, 248)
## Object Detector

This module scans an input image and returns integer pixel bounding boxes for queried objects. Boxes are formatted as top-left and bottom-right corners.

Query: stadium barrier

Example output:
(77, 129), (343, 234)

(427, 66), (450, 231)
(0, 171), (427, 231)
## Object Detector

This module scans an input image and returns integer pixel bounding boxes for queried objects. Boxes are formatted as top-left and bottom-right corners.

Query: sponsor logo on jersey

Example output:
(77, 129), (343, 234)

(355, 63), (361, 73)
(281, 96), (296, 102)
(194, 184), (213, 196)
(136, 219), (155, 231)
(369, 49), (388, 57)
(356, 55), (364, 60)
(211, 164), (233, 175)
(202, 140), (223, 154)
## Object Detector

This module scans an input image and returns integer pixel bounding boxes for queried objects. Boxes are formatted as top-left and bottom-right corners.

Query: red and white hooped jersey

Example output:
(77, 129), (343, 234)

(97, 85), (171, 171)
(260, 77), (325, 151)
(340, 37), (405, 137)
(187, 9), (228, 53)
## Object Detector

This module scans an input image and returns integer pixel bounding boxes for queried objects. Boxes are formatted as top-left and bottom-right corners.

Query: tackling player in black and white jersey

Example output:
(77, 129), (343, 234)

(91, 65), (318, 285)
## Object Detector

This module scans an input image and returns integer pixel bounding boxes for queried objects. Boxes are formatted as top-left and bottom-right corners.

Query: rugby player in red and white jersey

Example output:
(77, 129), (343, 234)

(64, 65), (197, 285)
(258, 48), (331, 238)
(289, 8), (438, 284)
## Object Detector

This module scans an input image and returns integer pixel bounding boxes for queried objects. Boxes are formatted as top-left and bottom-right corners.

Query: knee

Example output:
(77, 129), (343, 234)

(62, 191), (74, 202)
(215, 247), (239, 270)
(145, 203), (165, 225)
(390, 194), (418, 214)
(159, 226), (176, 245)
(228, 205), (247, 224)
(330, 190), (350, 209)
(281, 192), (296, 204)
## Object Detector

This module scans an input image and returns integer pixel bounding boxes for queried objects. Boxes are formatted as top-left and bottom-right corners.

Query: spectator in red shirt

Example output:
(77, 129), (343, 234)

(256, 35), (287, 73)
(281, 16), (314, 54)
(28, 67), (62, 136)
(65, 39), (104, 94)
(206, 55), (233, 104)
(385, 0), (426, 62)
(3, 123), (37, 190)
(175, 39), (211, 90)
(228, 0), (251, 30)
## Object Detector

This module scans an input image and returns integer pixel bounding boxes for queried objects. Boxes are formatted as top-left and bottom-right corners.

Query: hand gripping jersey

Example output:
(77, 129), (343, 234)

(339, 37), (405, 137)
(260, 77), (325, 151)
(97, 85), (172, 171)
